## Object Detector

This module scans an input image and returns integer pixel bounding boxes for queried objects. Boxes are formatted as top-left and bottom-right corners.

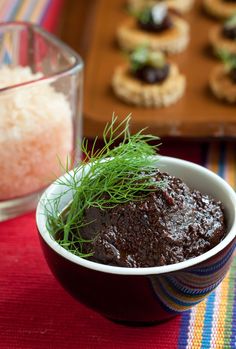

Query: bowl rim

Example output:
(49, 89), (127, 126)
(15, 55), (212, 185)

(36, 156), (236, 276)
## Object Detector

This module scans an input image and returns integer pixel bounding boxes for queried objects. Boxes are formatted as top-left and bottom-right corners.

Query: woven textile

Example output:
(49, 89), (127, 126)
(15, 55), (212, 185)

(0, 0), (63, 31)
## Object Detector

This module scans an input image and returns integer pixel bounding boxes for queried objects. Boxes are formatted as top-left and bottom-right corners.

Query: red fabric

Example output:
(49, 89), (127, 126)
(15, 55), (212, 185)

(0, 213), (182, 349)
(41, 0), (64, 32)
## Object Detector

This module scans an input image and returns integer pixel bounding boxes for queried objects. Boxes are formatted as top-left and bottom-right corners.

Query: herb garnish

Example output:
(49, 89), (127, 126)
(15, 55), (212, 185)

(132, 2), (167, 25)
(217, 49), (236, 71)
(45, 116), (162, 258)
(224, 14), (236, 30)
(130, 46), (166, 72)
(137, 7), (153, 24)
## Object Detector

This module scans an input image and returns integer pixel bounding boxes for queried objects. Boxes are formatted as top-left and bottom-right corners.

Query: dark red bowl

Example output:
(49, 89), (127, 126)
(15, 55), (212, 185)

(36, 156), (236, 323)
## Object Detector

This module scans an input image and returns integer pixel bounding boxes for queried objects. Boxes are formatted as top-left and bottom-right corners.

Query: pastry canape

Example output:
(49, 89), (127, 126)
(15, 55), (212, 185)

(117, 3), (190, 54)
(203, 0), (236, 20)
(210, 50), (236, 103)
(209, 15), (236, 55)
(112, 46), (186, 107)
(127, 0), (195, 14)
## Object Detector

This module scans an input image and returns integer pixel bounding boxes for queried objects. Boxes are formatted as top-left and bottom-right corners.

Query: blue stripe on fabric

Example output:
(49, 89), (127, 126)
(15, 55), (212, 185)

(168, 275), (223, 296)
(177, 310), (191, 349)
(189, 244), (236, 275)
(158, 280), (204, 308)
(3, 51), (11, 64)
(200, 291), (216, 349)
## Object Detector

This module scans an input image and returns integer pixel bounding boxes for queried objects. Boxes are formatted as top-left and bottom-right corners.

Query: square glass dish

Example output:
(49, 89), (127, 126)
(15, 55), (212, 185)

(0, 22), (83, 221)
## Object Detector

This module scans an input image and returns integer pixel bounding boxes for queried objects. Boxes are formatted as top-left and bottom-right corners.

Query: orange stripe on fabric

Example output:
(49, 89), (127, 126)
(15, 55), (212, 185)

(30, 0), (48, 22)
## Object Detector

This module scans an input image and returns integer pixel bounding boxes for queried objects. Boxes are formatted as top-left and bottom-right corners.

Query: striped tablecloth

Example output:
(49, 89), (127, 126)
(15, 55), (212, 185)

(0, 1), (236, 348)
(0, 0), (63, 31)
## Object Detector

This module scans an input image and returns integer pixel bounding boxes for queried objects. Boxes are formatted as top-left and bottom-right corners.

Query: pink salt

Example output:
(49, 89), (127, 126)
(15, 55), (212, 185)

(0, 66), (73, 200)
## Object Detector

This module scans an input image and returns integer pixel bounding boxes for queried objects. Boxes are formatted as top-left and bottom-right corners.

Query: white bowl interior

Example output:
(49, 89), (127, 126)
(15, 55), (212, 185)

(36, 156), (236, 275)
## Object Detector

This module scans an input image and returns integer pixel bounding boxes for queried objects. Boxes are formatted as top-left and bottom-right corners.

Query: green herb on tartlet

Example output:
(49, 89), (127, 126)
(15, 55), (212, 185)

(224, 14), (236, 29)
(130, 4), (153, 23)
(130, 46), (166, 72)
(45, 115), (163, 258)
(137, 7), (153, 24)
(217, 49), (236, 71)
(131, 2), (167, 25)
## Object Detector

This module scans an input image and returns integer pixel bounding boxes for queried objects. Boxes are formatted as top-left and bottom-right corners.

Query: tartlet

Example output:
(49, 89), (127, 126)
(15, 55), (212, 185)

(209, 16), (236, 56)
(203, 0), (236, 20)
(117, 4), (190, 54)
(112, 47), (186, 107)
(128, 0), (195, 14)
(210, 64), (236, 103)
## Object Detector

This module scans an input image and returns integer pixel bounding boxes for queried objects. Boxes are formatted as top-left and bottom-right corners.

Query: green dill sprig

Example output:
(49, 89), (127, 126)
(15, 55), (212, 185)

(217, 49), (236, 71)
(45, 115), (162, 258)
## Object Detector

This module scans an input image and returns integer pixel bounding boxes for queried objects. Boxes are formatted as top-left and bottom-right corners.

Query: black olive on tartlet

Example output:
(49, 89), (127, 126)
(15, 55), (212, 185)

(210, 50), (236, 103)
(127, 0), (195, 14)
(112, 46), (186, 107)
(117, 3), (190, 54)
(209, 15), (236, 56)
(203, 0), (236, 20)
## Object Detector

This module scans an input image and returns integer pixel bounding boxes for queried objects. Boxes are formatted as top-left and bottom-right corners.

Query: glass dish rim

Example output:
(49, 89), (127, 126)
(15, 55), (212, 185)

(0, 21), (83, 93)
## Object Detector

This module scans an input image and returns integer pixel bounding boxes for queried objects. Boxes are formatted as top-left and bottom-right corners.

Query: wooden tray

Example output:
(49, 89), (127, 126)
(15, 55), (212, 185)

(83, 0), (236, 138)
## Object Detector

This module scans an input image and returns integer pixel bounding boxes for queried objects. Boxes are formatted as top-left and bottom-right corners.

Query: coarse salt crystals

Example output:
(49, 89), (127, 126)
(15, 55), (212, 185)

(0, 66), (73, 200)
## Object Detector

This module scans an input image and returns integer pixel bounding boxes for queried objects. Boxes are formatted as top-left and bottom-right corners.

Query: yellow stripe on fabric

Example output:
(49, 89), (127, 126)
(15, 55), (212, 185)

(207, 142), (220, 174)
(211, 271), (231, 348)
(187, 299), (207, 349)
(30, 0), (48, 23)
(15, 0), (37, 21)
(14, 0), (30, 20)
(225, 143), (236, 189)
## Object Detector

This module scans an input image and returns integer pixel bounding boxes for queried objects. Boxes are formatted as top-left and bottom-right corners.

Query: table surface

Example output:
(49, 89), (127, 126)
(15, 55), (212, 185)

(1, 1), (236, 349)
